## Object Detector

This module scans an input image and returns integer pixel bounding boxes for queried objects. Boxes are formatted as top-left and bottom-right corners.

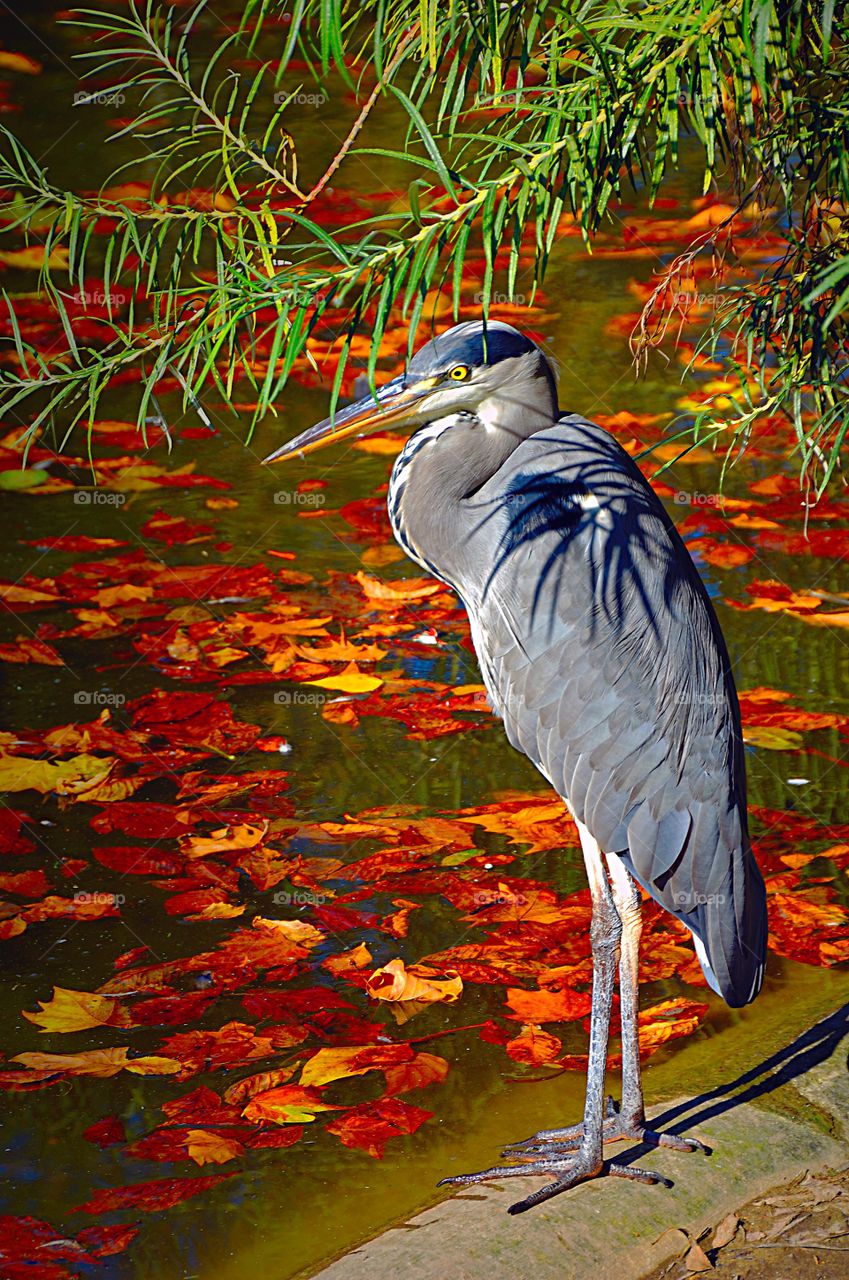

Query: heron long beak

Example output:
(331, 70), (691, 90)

(261, 375), (440, 465)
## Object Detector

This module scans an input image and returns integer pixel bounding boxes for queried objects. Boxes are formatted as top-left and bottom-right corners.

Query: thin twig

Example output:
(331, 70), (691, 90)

(301, 23), (420, 210)
(629, 187), (759, 370)
(742, 1242), (849, 1251)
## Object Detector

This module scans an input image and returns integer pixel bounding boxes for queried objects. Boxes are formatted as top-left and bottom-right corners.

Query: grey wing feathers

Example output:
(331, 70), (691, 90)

(456, 415), (767, 1008)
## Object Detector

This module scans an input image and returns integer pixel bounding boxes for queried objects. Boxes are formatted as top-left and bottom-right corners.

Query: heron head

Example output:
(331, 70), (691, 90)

(261, 320), (558, 465)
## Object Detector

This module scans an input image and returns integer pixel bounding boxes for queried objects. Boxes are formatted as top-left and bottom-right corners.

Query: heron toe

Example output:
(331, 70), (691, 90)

(438, 1147), (673, 1215)
(502, 1096), (710, 1159)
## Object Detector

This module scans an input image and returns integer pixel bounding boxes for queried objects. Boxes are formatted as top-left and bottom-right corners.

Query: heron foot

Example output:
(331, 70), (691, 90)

(502, 1096), (710, 1158)
(438, 1142), (672, 1215)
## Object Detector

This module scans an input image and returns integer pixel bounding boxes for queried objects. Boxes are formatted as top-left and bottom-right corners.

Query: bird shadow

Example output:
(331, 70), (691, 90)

(615, 1001), (849, 1169)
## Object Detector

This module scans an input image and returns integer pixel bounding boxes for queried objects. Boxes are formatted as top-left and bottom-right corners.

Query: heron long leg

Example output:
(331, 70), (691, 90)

(599, 852), (709, 1153)
(572, 824), (621, 1169)
(438, 823), (673, 1213)
(607, 851), (644, 1128)
(510, 849), (709, 1159)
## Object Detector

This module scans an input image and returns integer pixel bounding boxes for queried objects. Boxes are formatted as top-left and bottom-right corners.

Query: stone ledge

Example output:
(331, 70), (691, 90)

(310, 1028), (849, 1280)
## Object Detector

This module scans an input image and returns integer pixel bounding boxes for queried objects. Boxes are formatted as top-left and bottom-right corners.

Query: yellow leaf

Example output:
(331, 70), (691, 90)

(125, 1054), (184, 1076)
(803, 610), (849, 629)
(299, 1045), (409, 1088)
(22, 987), (122, 1034)
(0, 245), (68, 270)
(0, 582), (60, 605)
(70, 772), (146, 805)
(12, 1048), (180, 1077)
(651, 442), (715, 464)
(306, 661), (383, 694)
(185, 1129), (244, 1166)
(266, 647), (296, 674)
(92, 583), (152, 608)
(360, 544), (405, 566)
(0, 51), (42, 74)
(186, 902), (246, 920)
(252, 916), (325, 949)
(742, 725), (803, 750)
(207, 646), (248, 668)
(0, 752), (113, 797)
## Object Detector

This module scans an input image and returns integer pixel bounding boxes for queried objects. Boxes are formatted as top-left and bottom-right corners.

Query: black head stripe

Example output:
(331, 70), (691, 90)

(408, 321), (541, 380)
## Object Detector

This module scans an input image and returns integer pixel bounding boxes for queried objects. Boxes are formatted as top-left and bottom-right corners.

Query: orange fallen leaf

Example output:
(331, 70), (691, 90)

(296, 636), (386, 662)
(252, 916), (324, 949)
(819, 938), (849, 963)
(242, 1085), (341, 1125)
(180, 822), (268, 858)
(505, 1024), (563, 1065)
(0, 636), (63, 665)
(207, 646), (249, 667)
(652, 442), (716, 464)
(802, 610), (849, 629)
(354, 571), (442, 602)
(505, 986), (592, 1024)
(382, 1051), (449, 1095)
(770, 891), (847, 929)
(686, 202), (739, 229)
(728, 512), (781, 530)
(696, 541), (755, 568)
(223, 1066), (297, 1105)
(365, 958), (462, 1004)
(322, 941), (373, 974)
(638, 998), (709, 1056)
(0, 582), (61, 605)
(351, 434), (405, 455)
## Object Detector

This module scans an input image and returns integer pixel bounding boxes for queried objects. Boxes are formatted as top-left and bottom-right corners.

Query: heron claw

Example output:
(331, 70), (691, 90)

(501, 1097), (709, 1158)
(438, 1147), (673, 1215)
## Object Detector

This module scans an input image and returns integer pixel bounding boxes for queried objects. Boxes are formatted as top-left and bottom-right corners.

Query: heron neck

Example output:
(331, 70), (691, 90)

(388, 401), (555, 588)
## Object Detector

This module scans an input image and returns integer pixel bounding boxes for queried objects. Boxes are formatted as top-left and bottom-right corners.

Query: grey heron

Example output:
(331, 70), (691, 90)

(263, 320), (768, 1214)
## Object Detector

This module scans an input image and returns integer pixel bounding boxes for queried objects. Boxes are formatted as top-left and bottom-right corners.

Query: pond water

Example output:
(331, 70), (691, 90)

(1, 7), (849, 1280)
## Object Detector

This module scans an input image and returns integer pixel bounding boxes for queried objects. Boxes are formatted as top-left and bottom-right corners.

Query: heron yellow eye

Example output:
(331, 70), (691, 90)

(449, 364), (470, 381)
